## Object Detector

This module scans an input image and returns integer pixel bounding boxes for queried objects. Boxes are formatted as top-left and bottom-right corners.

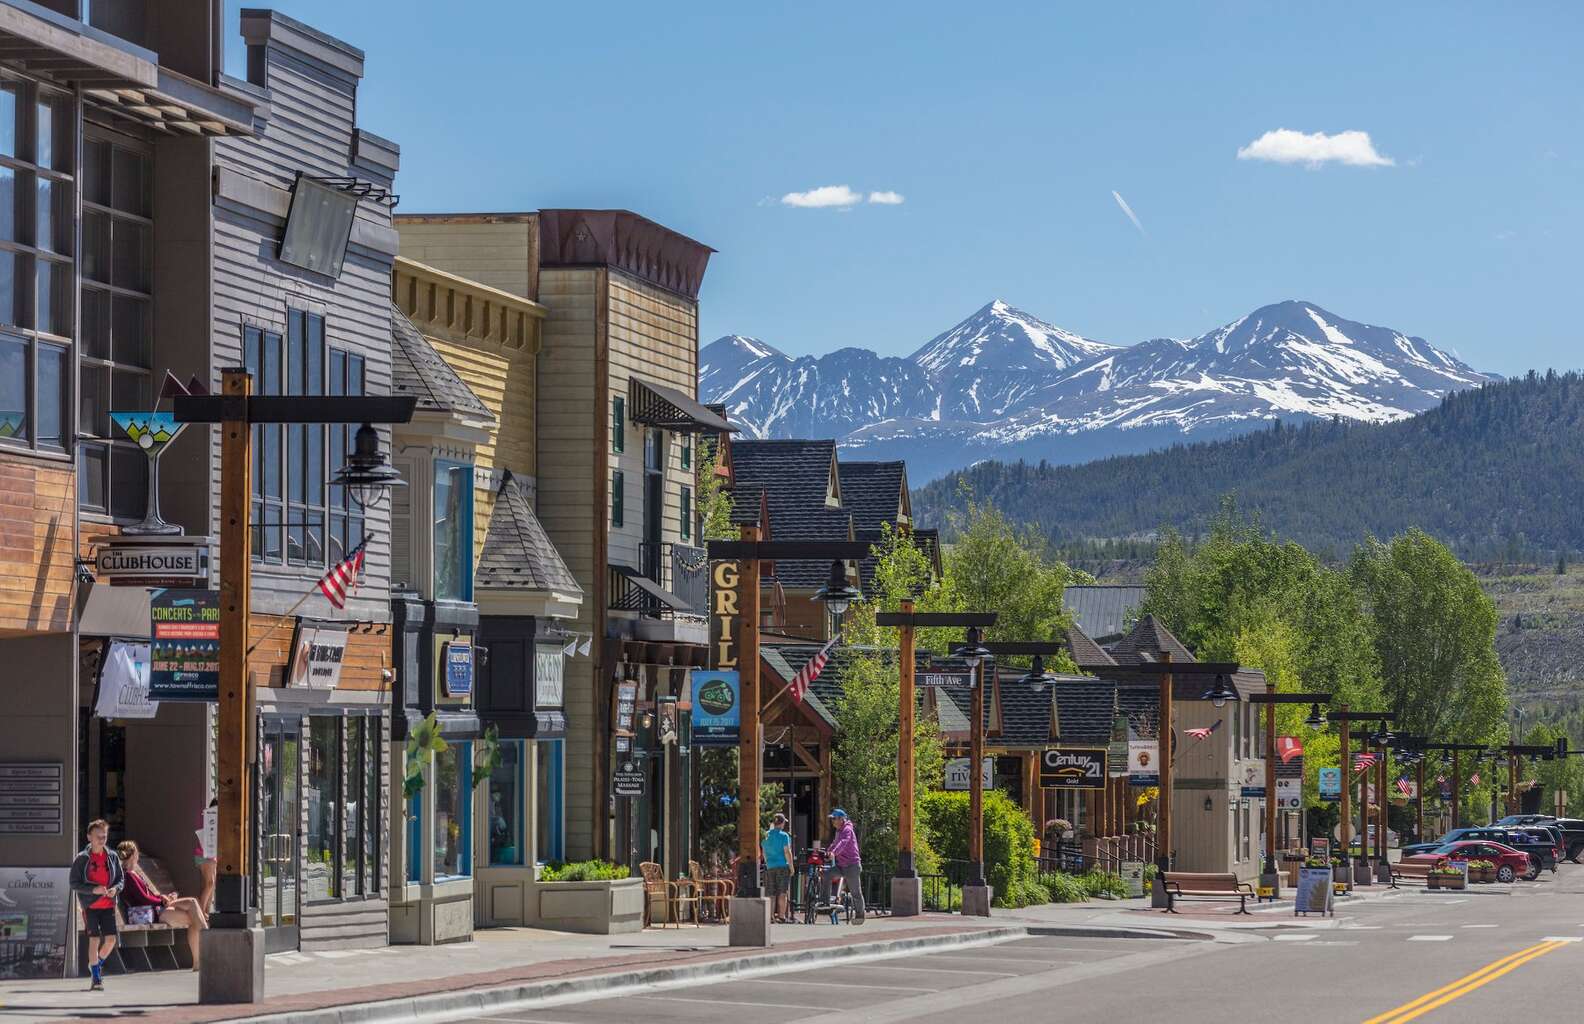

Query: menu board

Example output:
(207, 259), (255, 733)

(0, 867), (70, 979)
(1295, 866), (1334, 916)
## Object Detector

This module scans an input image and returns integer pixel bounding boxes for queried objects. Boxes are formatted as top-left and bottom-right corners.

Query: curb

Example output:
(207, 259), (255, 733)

(1025, 925), (1213, 942)
(227, 926), (1029, 1024)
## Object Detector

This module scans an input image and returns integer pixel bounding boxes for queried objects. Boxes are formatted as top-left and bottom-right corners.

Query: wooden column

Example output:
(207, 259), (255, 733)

(1155, 652), (1174, 880)
(1338, 706), (1351, 863)
(968, 657), (986, 886)
(1416, 758), (1425, 843)
(736, 525), (762, 897)
(896, 601), (916, 877)
(1509, 754), (1519, 817)
(1377, 750), (1388, 866)
(1451, 749), (1461, 829)
(215, 368), (252, 925)
(1262, 691), (1277, 878)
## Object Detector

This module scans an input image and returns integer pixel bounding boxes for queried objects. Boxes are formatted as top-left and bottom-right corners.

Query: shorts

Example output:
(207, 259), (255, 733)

(127, 905), (158, 925)
(765, 866), (791, 897)
(83, 906), (118, 937)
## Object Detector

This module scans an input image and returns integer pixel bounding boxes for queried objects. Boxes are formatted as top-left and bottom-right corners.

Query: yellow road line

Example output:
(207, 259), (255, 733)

(1362, 940), (1566, 1024)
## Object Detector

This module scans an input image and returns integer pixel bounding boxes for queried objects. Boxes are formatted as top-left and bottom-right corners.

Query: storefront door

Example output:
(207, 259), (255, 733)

(257, 717), (301, 952)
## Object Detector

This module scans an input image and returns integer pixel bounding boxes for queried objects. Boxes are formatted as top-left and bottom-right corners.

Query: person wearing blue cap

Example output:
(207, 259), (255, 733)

(826, 809), (865, 924)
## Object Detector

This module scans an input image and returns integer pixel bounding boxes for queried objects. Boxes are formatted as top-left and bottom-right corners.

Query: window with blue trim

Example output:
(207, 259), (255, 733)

(434, 741), (472, 879)
(536, 739), (565, 864)
(406, 790), (421, 883)
(488, 741), (524, 866)
(433, 460), (474, 602)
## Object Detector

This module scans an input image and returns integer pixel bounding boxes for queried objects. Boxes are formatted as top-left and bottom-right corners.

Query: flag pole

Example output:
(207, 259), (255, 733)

(245, 534), (375, 657)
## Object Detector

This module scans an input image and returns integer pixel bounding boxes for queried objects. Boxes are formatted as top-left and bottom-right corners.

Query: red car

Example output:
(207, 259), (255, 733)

(1423, 840), (1539, 882)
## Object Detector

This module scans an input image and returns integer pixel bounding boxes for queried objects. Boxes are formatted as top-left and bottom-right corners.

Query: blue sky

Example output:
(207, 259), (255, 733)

(228, 2), (1580, 374)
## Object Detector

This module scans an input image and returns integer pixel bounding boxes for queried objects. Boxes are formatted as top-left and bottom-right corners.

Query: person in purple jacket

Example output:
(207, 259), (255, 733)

(825, 809), (865, 924)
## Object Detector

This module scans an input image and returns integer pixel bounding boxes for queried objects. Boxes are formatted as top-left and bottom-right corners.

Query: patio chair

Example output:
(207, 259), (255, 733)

(689, 860), (734, 923)
(639, 861), (698, 928)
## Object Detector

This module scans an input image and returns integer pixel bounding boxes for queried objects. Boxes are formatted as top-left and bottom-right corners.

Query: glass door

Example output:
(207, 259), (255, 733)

(257, 717), (301, 953)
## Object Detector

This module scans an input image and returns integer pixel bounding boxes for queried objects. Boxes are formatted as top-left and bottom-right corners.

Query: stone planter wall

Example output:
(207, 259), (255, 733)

(532, 877), (645, 934)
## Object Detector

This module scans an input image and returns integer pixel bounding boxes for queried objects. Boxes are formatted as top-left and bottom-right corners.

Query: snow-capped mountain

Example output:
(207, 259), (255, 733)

(699, 299), (1495, 482)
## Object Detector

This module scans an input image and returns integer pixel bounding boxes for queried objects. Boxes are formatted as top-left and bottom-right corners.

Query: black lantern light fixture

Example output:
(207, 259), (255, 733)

(1304, 703), (1326, 729)
(1200, 672), (1239, 709)
(331, 422), (407, 510)
(1369, 719), (1392, 747)
(951, 625), (992, 671)
(811, 558), (864, 622)
(1019, 653), (1058, 692)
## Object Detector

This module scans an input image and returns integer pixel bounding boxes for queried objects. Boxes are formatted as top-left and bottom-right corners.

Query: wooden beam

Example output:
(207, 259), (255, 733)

(215, 369), (252, 922)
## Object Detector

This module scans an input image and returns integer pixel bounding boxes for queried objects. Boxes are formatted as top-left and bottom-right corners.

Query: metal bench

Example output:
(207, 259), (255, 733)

(1162, 871), (1255, 914)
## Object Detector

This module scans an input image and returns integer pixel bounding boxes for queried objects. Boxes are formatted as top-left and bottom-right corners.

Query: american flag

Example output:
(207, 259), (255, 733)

(1353, 752), (1378, 771)
(317, 540), (367, 609)
(1395, 778), (1414, 797)
(1185, 719), (1222, 741)
(1436, 774), (1447, 785)
(1275, 736), (1304, 764)
(1470, 771), (1481, 786)
(789, 636), (837, 705)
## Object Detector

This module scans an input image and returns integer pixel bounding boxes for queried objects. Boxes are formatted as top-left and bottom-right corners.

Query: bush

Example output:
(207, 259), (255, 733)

(538, 859), (630, 882)
(1040, 872), (1088, 903)
(1078, 870), (1129, 900)
(919, 789), (1042, 907)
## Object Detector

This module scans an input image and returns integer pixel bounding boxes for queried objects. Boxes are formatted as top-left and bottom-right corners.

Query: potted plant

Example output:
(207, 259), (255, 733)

(1428, 866), (1466, 891)
(1467, 859), (1494, 883)
(531, 860), (644, 934)
(1331, 857), (1350, 885)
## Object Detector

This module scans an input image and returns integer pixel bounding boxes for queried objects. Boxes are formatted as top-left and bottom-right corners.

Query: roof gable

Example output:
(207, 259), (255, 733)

(476, 471), (582, 597)
(390, 304), (495, 424)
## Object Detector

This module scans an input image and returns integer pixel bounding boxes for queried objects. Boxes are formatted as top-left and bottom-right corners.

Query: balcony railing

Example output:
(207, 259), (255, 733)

(609, 542), (708, 617)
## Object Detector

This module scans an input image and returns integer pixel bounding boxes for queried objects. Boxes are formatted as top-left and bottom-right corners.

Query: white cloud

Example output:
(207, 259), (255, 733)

(1111, 190), (1145, 235)
(1236, 128), (1395, 168)
(867, 190), (905, 205)
(780, 185), (864, 208)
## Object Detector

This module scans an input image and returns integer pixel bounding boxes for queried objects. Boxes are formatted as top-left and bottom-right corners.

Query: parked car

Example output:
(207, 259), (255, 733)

(1551, 818), (1584, 862)
(1494, 814), (1555, 827)
(1422, 840), (1538, 883)
(1402, 827), (1557, 870)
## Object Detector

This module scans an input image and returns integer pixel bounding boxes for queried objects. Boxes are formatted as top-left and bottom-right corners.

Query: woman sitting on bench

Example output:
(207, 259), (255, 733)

(117, 840), (209, 970)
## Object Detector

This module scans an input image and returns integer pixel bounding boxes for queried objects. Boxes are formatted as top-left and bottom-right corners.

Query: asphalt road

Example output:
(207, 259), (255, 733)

(450, 864), (1584, 1024)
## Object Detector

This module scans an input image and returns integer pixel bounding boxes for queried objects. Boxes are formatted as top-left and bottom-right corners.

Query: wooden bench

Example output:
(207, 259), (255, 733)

(79, 855), (191, 973)
(1389, 860), (1435, 888)
(1162, 872), (1255, 914)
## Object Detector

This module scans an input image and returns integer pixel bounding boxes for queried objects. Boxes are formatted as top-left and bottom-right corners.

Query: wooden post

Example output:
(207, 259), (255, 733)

(896, 600), (916, 878)
(1262, 689), (1277, 879)
(1509, 753), (1518, 817)
(1154, 652), (1174, 892)
(1416, 758), (1425, 843)
(1377, 748), (1388, 870)
(215, 368), (252, 926)
(1338, 706), (1351, 865)
(1451, 749), (1461, 829)
(968, 656), (986, 886)
(736, 525), (762, 897)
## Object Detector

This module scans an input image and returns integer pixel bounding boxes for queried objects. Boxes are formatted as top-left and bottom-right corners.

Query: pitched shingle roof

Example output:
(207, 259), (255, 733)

(390, 305), (494, 423)
(729, 485), (765, 526)
(476, 471), (582, 596)
(1065, 623), (1117, 670)
(1063, 585), (1147, 643)
(1108, 613), (1195, 666)
(837, 461), (907, 534)
(731, 440), (854, 587)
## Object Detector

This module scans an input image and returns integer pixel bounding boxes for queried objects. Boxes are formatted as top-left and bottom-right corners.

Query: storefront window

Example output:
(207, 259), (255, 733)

(364, 718), (380, 895)
(343, 717), (363, 896)
(536, 739), (564, 864)
(433, 461), (474, 601)
(306, 716), (340, 900)
(406, 790), (421, 884)
(488, 741), (523, 866)
(434, 741), (471, 879)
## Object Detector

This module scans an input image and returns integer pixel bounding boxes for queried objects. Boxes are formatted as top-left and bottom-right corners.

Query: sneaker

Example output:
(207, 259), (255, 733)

(90, 976), (103, 991)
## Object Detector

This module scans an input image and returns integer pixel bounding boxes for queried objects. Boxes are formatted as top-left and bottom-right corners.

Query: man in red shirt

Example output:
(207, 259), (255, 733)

(69, 819), (122, 991)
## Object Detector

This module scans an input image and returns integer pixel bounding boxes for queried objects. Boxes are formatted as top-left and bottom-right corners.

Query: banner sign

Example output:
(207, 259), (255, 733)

(1276, 778), (1302, 810)
(1040, 748), (1106, 790)
(711, 561), (741, 670)
(690, 670), (741, 747)
(1318, 767), (1342, 802)
(0, 867), (70, 979)
(1295, 866), (1335, 917)
(94, 640), (157, 720)
(285, 620), (351, 690)
(945, 757), (993, 791)
(148, 589), (220, 701)
(1275, 753), (1305, 781)
(919, 661), (973, 690)
(1128, 740), (1160, 785)
(534, 644), (565, 709)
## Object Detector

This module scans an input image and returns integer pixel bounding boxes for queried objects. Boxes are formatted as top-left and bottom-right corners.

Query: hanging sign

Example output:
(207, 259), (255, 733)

(690, 670), (740, 747)
(920, 661), (973, 690)
(1319, 767), (1342, 802)
(1276, 778), (1302, 810)
(1128, 740), (1160, 785)
(94, 640), (157, 720)
(944, 757), (993, 791)
(1039, 748), (1106, 789)
(534, 644), (565, 709)
(711, 561), (741, 670)
(442, 642), (474, 697)
(1108, 739), (1129, 779)
(285, 620), (351, 690)
(613, 761), (646, 798)
(94, 543), (208, 586)
(0, 867), (70, 979)
(612, 681), (638, 737)
(148, 589), (220, 701)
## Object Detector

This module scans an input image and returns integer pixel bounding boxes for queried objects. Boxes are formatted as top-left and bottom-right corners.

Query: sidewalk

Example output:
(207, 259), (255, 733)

(0, 916), (1017, 1024)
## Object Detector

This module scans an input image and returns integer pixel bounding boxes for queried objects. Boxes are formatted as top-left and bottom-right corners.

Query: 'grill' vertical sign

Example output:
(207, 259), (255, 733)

(711, 561), (740, 670)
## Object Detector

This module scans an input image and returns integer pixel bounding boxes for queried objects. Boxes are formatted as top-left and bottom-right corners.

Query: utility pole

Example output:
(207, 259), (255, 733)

(734, 524), (761, 910)
(896, 600), (916, 911)
(1338, 705), (1350, 883)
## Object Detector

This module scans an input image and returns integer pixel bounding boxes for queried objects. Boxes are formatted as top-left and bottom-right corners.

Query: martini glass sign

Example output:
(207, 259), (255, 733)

(109, 411), (186, 535)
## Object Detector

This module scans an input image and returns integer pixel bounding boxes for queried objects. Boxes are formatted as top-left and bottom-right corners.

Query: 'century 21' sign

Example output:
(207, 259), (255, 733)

(712, 561), (740, 670)
(1039, 748), (1106, 790)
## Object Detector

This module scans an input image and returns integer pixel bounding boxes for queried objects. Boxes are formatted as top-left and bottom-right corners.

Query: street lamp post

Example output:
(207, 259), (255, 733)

(706, 537), (871, 946)
(174, 371), (413, 1004)
(1325, 710), (1394, 886)
(874, 610), (998, 917)
(1125, 660), (1240, 909)
(1247, 690), (1331, 898)
(950, 625), (995, 916)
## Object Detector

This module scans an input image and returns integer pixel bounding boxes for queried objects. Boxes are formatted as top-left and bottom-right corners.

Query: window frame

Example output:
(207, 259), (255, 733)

(611, 395), (624, 453)
(680, 484), (692, 541)
(611, 469), (624, 527)
(535, 738), (565, 865)
(432, 458), (475, 603)
(433, 740), (473, 881)
(487, 739), (526, 867)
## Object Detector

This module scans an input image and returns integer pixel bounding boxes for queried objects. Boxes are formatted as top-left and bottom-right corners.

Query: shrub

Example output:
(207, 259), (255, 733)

(919, 789), (1042, 908)
(1040, 872), (1088, 903)
(538, 860), (630, 882)
(1078, 870), (1130, 900)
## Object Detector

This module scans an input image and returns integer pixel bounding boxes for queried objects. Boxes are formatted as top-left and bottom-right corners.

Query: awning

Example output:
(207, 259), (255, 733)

(77, 583), (152, 638)
(628, 379), (737, 434)
(609, 564), (690, 612)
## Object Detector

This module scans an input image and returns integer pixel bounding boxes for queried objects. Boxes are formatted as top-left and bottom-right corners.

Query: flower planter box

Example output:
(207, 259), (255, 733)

(1428, 874), (1466, 891)
(532, 877), (645, 934)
